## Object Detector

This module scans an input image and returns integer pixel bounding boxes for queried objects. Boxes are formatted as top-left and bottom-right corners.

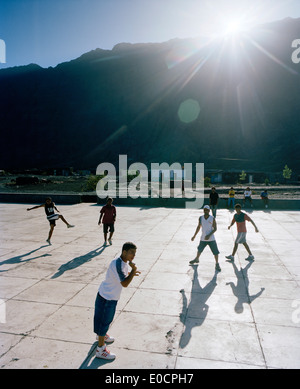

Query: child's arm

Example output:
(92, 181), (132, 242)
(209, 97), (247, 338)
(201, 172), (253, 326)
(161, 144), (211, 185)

(205, 218), (217, 240)
(121, 262), (141, 288)
(98, 207), (104, 225)
(249, 218), (259, 232)
(27, 204), (44, 211)
(191, 220), (201, 241)
(228, 217), (235, 230)
(53, 203), (59, 213)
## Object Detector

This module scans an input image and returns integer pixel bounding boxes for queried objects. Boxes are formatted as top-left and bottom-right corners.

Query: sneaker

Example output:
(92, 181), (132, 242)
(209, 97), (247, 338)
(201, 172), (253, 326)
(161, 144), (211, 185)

(245, 255), (255, 261)
(225, 255), (234, 261)
(67, 224), (75, 228)
(96, 345), (116, 360)
(46, 239), (51, 245)
(189, 258), (199, 265)
(108, 239), (112, 245)
(215, 263), (221, 272)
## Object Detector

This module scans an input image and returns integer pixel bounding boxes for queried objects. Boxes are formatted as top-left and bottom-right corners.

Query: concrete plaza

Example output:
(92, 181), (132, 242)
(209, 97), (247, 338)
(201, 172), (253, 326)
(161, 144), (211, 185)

(0, 202), (300, 369)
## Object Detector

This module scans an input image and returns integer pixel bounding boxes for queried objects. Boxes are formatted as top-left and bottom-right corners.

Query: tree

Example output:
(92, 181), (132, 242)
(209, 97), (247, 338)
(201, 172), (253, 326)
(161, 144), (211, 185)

(283, 165), (292, 183)
(239, 170), (247, 184)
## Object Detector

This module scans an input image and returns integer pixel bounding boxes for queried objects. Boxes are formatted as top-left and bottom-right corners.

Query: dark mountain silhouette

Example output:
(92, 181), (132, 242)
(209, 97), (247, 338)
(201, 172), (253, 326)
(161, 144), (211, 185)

(0, 18), (300, 173)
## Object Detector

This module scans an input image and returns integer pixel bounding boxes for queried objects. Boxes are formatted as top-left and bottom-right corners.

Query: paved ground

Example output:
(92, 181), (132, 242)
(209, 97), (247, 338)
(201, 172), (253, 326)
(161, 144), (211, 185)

(0, 203), (300, 369)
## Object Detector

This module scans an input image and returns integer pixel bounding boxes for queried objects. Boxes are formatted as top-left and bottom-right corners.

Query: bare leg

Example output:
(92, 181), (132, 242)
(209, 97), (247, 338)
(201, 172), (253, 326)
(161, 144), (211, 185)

(98, 335), (105, 348)
(47, 224), (55, 243)
(232, 243), (238, 256)
(58, 214), (69, 226)
(243, 242), (252, 255)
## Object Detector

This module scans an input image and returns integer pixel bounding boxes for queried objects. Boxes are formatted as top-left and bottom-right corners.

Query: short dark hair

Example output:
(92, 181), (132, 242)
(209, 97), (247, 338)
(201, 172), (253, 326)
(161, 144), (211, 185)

(235, 203), (242, 209)
(122, 242), (137, 252)
(45, 197), (52, 202)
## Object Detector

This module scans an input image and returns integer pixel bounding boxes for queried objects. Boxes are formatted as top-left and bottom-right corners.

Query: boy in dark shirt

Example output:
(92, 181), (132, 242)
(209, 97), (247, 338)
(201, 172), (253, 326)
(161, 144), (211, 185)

(98, 197), (116, 245)
(209, 187), (219, 218)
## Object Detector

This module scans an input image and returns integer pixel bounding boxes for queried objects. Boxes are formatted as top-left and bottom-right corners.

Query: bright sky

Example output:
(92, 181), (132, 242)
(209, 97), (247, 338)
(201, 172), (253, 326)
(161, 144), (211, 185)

(0, 0), (299, 69)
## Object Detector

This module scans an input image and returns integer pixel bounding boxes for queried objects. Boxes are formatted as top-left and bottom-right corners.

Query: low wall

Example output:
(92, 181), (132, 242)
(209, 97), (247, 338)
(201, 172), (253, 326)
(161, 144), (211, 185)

(0, 192), (299, 210)
(0, 192), (81, 205)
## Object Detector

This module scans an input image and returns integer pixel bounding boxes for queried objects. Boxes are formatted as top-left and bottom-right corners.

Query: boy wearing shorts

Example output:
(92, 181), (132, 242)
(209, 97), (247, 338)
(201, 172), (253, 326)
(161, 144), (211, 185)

(189, 205), (221, 272)
(226, 204), (259, 261)
(94, 242), (140, 360)
(27, 197), (74, 245)
(98, 197), (116, 245)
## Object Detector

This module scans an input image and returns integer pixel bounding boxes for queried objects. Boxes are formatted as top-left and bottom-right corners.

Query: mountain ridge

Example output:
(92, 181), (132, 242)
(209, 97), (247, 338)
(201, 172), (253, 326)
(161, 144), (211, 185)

(0, 18), (299, 174)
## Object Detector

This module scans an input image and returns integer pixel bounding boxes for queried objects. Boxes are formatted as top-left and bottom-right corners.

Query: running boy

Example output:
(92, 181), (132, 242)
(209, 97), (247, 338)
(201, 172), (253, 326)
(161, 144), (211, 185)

(226, 204), (259, 261)
(98, 197), (116, 245)
(27, 197), (74, 245)
(189, 205), (221, 272)
(94, 242), (140, 360)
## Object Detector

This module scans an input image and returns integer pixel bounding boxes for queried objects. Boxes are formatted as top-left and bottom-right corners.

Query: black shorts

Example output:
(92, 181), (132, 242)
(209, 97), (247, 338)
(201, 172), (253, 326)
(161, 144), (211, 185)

(47, 214), (59, 226)
(103, 223), (115, 234)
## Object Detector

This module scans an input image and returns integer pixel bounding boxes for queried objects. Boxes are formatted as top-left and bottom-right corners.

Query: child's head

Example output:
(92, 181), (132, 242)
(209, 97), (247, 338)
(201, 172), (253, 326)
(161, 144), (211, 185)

(45, 197), (52, 204)
(106, 197), (113, 205)
(121, 242), (137, 262)
(234, 204), (242, 213)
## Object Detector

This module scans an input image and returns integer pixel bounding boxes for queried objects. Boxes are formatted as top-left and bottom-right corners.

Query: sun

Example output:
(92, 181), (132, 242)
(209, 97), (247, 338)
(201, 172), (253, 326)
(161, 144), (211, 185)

(225, 20), (244, 35)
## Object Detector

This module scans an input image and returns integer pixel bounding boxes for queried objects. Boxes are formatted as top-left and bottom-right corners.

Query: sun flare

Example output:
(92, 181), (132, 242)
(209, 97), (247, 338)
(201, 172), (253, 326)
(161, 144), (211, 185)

(225, 20), (244, 35)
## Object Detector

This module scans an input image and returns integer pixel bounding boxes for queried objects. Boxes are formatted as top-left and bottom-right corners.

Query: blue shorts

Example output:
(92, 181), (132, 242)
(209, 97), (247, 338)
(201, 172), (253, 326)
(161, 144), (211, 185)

(93, 293), (117, 336)
(197, 240), (220, 255)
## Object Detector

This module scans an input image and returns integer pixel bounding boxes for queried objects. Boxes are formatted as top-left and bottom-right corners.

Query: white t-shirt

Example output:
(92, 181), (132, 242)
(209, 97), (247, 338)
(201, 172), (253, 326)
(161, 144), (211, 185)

(99, 257), (128, 301)
(244, 190), (252, 197)
(199, 215), (216, 242)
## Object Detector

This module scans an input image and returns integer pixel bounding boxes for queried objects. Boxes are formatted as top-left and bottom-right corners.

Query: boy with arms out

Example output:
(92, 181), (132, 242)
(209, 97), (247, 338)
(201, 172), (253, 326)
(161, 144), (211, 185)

(27, 197), (74, 245)
(94, 242), (140, 360)
(226, 204), (259, 261)
(189, 205), (221, 272)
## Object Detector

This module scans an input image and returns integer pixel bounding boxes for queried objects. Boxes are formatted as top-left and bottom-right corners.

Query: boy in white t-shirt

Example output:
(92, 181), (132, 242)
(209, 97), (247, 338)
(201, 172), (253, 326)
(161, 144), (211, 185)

(243, 187), (253, 207)
(189, 205), (221, 271)
(94, 242), (140, 360)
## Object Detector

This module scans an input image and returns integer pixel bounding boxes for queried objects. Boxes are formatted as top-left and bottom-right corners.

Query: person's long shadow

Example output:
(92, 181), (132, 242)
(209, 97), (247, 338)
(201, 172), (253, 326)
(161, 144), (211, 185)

(0, 245), (51, 273)
(51, 245), (107, 279)
(179, 265), (218, 348)
(226, 260), (265, 313)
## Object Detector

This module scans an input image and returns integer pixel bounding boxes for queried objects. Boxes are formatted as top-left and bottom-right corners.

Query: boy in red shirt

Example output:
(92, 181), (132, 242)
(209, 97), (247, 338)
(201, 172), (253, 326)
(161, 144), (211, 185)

(226, 204), (259, 261)
(98, 198), (116, 245)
